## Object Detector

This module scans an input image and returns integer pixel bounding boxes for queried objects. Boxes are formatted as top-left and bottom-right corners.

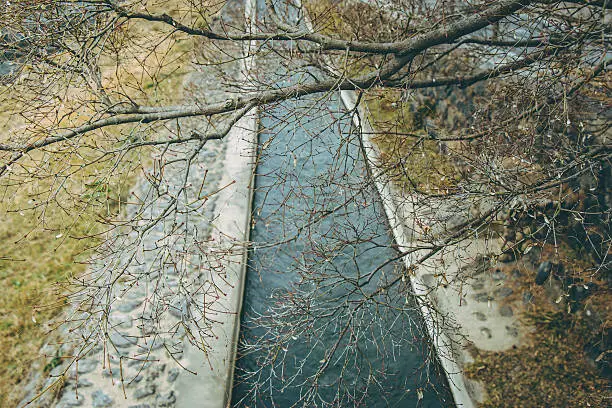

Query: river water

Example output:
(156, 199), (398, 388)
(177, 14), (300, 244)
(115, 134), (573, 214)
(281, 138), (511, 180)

(227, 0), (452, 406)
(232, 87), (452, 406)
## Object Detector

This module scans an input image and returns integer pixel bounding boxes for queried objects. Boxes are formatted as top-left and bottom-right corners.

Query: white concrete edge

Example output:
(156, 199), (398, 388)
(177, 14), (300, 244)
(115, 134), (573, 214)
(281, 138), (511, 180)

(221, 109), (258, 407)
(339, 90), (475, 408)
(173, 110), (258, 408)
(222, 0), (260, 405)
(174, 2), (259, 406)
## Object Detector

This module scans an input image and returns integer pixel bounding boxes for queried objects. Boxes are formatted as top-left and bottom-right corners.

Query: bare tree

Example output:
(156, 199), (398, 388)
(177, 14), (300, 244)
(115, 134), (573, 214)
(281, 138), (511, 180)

(0, 0), (609, 406)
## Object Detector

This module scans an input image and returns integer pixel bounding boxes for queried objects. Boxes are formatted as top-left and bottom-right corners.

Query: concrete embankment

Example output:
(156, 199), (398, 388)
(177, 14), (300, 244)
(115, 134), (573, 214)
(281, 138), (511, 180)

(167, 0), (259, 403)
(19, 90), (257, 408)
(174, 110), (257, 408)
(175, 1), (259, 405)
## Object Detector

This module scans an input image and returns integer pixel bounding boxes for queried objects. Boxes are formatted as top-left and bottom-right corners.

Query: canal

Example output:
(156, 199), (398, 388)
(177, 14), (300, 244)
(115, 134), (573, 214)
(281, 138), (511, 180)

(230, 0), (452, 406)
(231, 89), (452, 406)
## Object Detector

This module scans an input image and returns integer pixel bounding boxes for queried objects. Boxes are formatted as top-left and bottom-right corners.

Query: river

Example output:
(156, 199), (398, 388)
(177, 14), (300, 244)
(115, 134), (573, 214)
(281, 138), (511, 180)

(231, 80), (452, 407)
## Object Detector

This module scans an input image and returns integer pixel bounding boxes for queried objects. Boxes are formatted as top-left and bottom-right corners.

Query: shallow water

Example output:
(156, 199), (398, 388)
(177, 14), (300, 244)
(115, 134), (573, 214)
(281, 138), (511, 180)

(232, 92), (452, 407)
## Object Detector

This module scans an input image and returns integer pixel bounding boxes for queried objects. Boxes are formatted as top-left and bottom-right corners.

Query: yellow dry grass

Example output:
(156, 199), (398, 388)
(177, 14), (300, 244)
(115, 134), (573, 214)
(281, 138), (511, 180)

(364, 89), (460, 193)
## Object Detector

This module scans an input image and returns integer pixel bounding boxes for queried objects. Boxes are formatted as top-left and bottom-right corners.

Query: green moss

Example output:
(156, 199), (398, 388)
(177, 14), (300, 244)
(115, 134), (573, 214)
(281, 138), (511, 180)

(365, 90), (460, 193)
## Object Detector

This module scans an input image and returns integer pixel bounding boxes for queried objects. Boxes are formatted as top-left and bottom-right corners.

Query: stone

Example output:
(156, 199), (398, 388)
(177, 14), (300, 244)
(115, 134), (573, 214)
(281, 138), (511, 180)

(89, 344), (103, 355)
(18, 370), (43, 407)
(421, 274), (436, 287)
(480, 327), (492, 339)
(75, 359), (98, 374)
(127, 288), (146, 300)
(167, 341), (184, 355)
(166, 279), (179, 288)
(495, 287), (514, 299)
(128, 359), (153, 369)
(145, 273), (161, 284)
(165, 266), (179, 277)
(69, 378), (94, 389)
(569, 282), (597, 302)
(472, 282), (484, 290)
(498, 252), (514, 263)
(492, 270), (507, 281)
(92, 390), (113, 407)
(473, 312), (487, 321)
(138, 319), (157, 336)
(156, 391), (177, 407)
(527, 246), (542, 265)
(474, 293), (493, 303)
(117, 299), (143, 313)
(147, 368), (161, 381)
(506, 325), (519, 337)
(110, 314), (133, 329)
(169, 299), (189, 319)
(499, 305), (514, 317)
(142, 338), (164, 351)
(134, 384), (156, 399)
(145, 363), (167, 382)
(57, 392), (83, 407)
(102, 369), (121, 379)
(503, 228), (515, 242)
(167, 368), (180, 383)
(535, 261), (552, 285)
(522, 291), (534, 305)
(50, 364), (66, 377)
(110, 332), (138, 348)
(473, 260), (490, 276)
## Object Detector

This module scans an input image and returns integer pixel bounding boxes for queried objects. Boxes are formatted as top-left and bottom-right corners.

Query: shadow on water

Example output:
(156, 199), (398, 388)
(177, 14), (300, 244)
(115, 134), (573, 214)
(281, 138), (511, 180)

(232, 91), (452, 407)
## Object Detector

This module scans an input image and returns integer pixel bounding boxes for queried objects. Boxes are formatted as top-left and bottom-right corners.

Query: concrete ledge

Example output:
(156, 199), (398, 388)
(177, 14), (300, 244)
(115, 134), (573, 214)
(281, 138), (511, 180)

(174, 110), (258, 408)
(175, 1), (259, 405)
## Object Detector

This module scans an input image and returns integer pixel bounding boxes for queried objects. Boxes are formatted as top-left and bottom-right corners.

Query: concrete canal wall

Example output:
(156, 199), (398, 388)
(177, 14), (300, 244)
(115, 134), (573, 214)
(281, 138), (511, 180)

(175, 1), (259, 405)
(174, 110), (258, 408)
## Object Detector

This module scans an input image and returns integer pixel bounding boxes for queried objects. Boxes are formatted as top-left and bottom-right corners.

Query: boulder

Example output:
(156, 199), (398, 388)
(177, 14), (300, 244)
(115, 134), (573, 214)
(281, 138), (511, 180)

(535, 261), (552, 285)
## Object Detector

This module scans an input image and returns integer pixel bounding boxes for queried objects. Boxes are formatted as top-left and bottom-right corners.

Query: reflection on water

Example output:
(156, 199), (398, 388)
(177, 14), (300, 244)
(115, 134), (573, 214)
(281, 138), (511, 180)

(232, 94), (451, 407)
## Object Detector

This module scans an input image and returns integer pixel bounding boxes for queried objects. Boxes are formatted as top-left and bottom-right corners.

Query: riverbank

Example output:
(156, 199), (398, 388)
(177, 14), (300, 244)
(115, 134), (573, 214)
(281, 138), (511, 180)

(17, 72), (255, 408)
(16, 1), (258, 405)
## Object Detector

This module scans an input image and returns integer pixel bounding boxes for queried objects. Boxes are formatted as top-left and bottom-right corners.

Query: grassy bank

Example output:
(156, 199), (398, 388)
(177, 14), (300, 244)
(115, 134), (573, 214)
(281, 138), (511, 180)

(0, 0), (211, 404)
